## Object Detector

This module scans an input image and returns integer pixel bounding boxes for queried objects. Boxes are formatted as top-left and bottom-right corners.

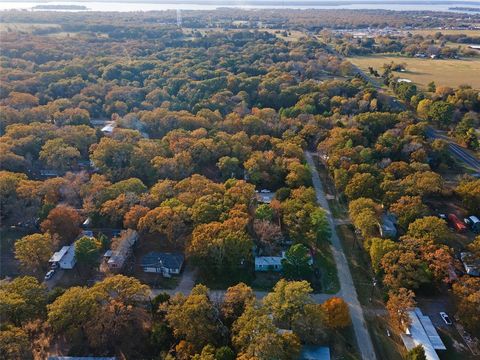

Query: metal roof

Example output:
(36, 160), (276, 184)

(141, 252), (184, 270)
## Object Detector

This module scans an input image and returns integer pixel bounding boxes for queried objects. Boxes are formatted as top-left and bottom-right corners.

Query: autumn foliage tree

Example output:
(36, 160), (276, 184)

(386, 288), (416, 331)
(452, 276), (480, 334)
(320, 297), (350, 330)
(40, 205), (82, 246)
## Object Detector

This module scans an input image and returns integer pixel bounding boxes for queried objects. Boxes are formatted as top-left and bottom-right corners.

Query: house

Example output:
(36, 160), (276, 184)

(256, 189), (275, 204)
(400, 308), (446, 360)
(140, 252), (184, 277)
(460, 252), (480, 277)
(101, 121), (116, 134)
(49, 245), (76, 269)
(300, 346), (331, 360)
(107, 230), (138, 271)
(378, 213), (397, 238)
(40, 169), (60, 177)
(255, 252), (285, 272)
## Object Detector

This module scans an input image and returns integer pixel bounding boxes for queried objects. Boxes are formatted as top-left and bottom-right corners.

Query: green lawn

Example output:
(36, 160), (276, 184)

(314, 241), (340, 294)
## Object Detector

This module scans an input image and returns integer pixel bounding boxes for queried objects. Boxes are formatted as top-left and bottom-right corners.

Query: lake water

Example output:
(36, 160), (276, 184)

(1, 1), (480, 13)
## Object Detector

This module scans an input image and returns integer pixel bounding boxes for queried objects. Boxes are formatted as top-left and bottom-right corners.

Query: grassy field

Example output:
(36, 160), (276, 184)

(409, 29), (480, 37)
(348, 55), (480, 89)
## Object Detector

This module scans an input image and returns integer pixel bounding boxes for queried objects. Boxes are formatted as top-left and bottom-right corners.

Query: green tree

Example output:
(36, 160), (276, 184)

(0, 325), (31, 360)
(345, 173), (380, 201)
(348, 197), (380, 238)
(14, 233), (54, 274)
(165, 285), (226, 353)
(0, 276), (47, 325)
(406, 345), (427, 360)
(389, 196), (429, 229)
(263, 279), (313, 328)
(74, 236), (102, 269)
(406, 216), (450, 244)
(456, 179), (480, 213)
(39, 138), (80, 172)
(47, 286), (97, 336)
(232, 303), (301, 360)
(255, 204), (274, 221)
(282, 244), (313, 280)
(369, 237), (398, 274)
(428, 101), (454, 128)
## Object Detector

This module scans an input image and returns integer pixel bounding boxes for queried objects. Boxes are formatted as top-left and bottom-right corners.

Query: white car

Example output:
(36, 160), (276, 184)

(440, 312), (452, 325)
(44, 269), (55, 281)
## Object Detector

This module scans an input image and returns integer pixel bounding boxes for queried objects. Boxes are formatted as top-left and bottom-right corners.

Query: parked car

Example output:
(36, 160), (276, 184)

(440, 312), (452, 325)
(44, 269), (55, 281)
(448, 214), (467, 232)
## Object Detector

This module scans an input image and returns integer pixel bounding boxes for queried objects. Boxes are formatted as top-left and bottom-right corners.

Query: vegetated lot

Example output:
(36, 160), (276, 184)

(0, 22), (61, 33)
(0, 228), (27, 278)
(409, 29), (480, 37)
(348, 55), (480, 89)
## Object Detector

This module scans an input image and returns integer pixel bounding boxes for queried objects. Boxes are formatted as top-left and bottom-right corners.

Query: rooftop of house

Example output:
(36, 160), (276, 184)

(141, 252), (185, 270)
(401, 308), (446, 360)
(49, 245), (75, 263)
(300, 346), (331, 360)
(255, 254), (284, 266)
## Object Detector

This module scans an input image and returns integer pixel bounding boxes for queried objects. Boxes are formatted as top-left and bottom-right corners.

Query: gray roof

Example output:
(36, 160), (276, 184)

(401, 308), (446, 360)
(141, 252), (184, 270)
(300, 346), (330, 360)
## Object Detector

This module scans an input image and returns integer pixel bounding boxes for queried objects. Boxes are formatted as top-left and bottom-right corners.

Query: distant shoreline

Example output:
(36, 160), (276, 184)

(33, 5), (89, 10)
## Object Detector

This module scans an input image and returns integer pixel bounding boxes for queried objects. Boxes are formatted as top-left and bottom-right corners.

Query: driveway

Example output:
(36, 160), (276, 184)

(306, 151), (377, 360)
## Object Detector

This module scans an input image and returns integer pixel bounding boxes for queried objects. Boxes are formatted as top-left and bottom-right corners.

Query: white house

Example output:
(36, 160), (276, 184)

(49, 245), (76, 269)
(255, 252), (286, 272)
(140, 252), (184, 277)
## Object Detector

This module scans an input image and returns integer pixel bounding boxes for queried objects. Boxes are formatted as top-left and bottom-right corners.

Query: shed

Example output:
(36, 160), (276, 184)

(141, 252), (185, 277)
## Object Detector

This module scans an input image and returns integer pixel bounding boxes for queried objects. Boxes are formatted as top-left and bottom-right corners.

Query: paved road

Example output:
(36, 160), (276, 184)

(426, 127), (480, 174)
(306, 151), (377, 360)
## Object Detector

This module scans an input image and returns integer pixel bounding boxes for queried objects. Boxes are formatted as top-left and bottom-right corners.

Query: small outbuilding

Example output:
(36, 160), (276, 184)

(140, 252), (184, 277)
